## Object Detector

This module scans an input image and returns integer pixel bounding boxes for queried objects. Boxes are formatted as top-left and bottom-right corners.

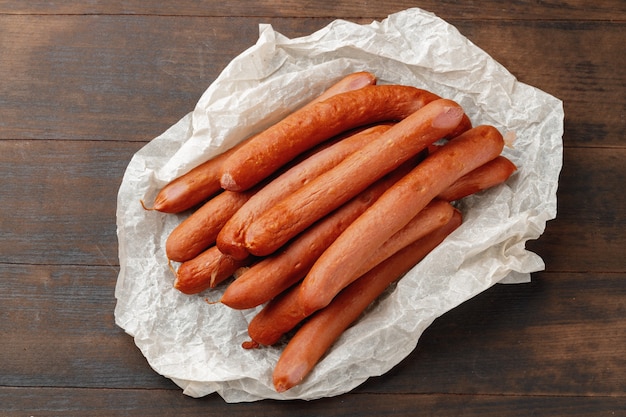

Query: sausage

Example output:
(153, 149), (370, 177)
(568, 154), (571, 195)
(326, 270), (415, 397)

(220, 157), (416, 310)
(298, 124), (505, 315)
(220, 85), (445, 192)
(225, 153), (511, 308)
(164, 144), (320, 263)
(151, 71), (377, 213)
(165, 189), (254, 262)
(243, 98), (467, 257)
(350, 199), (456, 279)
(244, 280), (304, 348)
(216, 124), (394, 260)
(173, 246), (253, 294)
(272, 210), (463, 392)
(150, 142), (245, 214)
(438, 155), (517, 202)
(243, 199), (456, 345)
(307, 71), (377, 104)
(167, 123), (384, 263)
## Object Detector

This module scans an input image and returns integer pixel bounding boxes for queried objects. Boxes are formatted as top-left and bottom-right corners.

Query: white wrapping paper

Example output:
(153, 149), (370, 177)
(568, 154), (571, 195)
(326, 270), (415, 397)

(115, 8), (563, 402)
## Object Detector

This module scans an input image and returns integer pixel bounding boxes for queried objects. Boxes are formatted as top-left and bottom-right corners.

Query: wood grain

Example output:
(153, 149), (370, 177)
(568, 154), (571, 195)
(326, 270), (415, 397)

(1, 387), (624, 417)
(360, 272), (626, 396)
(1, 16), (623, 146)
(0, 263), (174, 389)
(1, 263), (624, 397)
(0, 15), (261, 141)
(2, 142), (623, 270)
(0, 140), (141, 265)
(0, 0), (624, 20)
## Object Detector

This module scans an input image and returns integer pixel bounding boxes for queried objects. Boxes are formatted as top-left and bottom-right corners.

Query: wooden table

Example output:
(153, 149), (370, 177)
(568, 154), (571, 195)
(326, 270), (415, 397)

(1, 1), (624, 415)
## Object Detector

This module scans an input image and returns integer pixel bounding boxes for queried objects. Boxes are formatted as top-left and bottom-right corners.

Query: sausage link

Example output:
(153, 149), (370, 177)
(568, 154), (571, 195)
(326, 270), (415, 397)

(174, 246), (253, 294)
(151, 142), (244, 214)
(244, 199), (457, 346)
(220, 85), (444, 192)
(438, 155), (517, 202)
(243, 98), (466, 257)
(216, 124), (393, 260)
(165, 189), (254, 262)
(272, 210), (463, 392)
(309, 71), (377, 103)
(298, 124), (505, 315)
(220, 158), (416, 310)
(350, 199), (455, 279)
(152, 71), (377, 213)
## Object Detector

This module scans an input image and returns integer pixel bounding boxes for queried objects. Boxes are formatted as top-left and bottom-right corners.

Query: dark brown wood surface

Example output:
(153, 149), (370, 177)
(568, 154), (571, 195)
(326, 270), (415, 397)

(1, 1), (624, 415)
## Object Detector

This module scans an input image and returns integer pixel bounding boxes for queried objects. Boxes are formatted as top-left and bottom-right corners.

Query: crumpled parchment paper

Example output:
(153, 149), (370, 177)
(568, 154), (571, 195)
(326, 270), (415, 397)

(115, 7), (564, 402)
